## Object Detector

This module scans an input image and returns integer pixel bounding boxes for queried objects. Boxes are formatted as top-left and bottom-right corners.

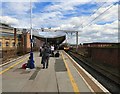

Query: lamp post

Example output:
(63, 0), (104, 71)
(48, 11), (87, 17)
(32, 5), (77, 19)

(29, 0), (35, 69)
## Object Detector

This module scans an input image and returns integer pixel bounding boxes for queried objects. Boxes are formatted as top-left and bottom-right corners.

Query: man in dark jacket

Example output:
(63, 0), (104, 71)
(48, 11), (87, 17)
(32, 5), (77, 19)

(41, 45), (51, 69)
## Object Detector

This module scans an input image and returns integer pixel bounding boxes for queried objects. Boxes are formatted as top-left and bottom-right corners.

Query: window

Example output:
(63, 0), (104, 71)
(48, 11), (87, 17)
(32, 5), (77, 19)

(2, 32), (14, 37)
(6, 42), (9, 46)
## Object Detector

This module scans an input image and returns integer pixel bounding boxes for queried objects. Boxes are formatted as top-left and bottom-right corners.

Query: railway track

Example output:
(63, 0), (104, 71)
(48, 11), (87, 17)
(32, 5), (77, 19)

(67, 51), (120, 94)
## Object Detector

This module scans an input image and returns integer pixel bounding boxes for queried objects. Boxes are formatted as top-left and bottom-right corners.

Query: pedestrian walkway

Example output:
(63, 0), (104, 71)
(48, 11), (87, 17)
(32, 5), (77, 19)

(1, 51), (108, 93)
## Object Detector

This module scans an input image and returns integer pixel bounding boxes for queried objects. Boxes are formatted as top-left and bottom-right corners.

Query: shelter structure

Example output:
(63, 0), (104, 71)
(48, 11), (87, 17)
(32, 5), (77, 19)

(27, 28), (79, 47)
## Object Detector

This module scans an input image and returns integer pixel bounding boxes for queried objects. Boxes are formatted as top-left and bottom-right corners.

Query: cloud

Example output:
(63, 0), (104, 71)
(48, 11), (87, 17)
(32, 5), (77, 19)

(1, 1), (119, 43)
(50, 2), (118, 43)
(2, 0), (118, 2)
(2, 2), (36, 15)
(32, 11), (64, 28)
(91, 3), (118, 24)
(78, 20), (118, 43)
(2, 0), (39, 2)
(1, 2), (37, 28)
(0, 16), (19, 25)
(45, 0), (93, 12)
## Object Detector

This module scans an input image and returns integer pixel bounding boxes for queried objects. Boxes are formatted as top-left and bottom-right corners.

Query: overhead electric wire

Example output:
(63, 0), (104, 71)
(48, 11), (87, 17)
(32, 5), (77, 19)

(82, 2), (117, 29)
(81, 2), (107, 26)
(78, 1), (108, 29)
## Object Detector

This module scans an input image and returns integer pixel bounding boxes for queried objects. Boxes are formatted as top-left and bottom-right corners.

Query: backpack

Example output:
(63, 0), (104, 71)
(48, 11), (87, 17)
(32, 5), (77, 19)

(22, 63), (27, 69)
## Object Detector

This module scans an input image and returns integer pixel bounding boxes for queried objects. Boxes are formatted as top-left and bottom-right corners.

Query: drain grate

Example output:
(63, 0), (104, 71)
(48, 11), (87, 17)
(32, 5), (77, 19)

(29, 67), (41, 80)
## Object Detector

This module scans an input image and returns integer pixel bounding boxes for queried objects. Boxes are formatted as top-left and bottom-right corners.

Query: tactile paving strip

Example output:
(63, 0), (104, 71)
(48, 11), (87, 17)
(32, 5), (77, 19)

(29, 67), (41, 80)
(55, 59), (67, 72)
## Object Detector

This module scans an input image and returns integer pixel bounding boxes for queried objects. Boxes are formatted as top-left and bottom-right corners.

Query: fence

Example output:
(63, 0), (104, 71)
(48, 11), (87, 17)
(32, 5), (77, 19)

(78, 47), (119, 67)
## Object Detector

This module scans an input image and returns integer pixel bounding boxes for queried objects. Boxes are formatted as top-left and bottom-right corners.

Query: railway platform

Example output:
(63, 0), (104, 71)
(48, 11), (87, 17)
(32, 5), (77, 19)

(0, 51), (109, 93)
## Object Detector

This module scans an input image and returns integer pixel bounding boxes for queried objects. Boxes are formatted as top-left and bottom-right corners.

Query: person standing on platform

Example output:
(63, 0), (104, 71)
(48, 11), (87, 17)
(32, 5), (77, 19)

(39, 46), (43, 56)
(41, 44), (51, 69)
(51, 45), (54, 56)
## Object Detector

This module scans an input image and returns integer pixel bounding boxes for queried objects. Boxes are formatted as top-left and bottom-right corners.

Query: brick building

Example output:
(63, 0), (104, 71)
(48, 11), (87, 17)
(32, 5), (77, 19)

(0, 23), (32, 62)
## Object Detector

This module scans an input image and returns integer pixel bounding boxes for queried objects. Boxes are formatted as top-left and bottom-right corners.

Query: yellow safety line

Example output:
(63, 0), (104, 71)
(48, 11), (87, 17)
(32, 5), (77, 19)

(61, 52), (80, 94)
(63, 51), (95, 92)
(0, 56), (29, 75)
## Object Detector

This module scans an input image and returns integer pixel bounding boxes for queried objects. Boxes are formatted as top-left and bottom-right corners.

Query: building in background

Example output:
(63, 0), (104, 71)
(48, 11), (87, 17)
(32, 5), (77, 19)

(0, 23), (31, 62)
(0, 23), (23, 62)
(0, 23), (44, 63)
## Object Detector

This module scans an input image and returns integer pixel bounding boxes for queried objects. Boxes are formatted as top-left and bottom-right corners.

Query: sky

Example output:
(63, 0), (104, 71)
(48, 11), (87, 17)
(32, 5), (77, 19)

(0, 0), (119, 44)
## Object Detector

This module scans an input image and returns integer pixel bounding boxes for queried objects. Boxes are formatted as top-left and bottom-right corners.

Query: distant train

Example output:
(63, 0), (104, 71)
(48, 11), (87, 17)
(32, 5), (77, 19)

(59, 43), (72, 51)
(63, 46), (70, 51)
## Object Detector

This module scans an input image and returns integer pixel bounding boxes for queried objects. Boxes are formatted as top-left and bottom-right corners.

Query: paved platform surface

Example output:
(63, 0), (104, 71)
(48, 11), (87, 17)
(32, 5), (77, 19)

(0, 51), (108, 93)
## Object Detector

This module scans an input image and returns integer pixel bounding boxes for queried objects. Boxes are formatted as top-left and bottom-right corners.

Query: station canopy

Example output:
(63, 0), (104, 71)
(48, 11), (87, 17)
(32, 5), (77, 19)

(32, 30), (66, 44)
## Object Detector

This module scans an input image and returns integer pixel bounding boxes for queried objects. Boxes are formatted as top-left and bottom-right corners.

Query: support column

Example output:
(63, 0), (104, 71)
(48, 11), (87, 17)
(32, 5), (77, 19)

(14, 28), (17, 46)
(29, 0), (35, 69)
(76, 31), (78, 52)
